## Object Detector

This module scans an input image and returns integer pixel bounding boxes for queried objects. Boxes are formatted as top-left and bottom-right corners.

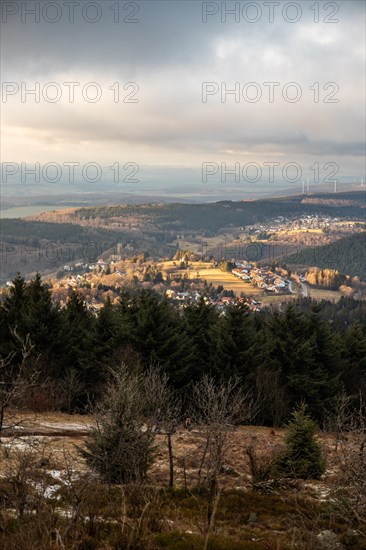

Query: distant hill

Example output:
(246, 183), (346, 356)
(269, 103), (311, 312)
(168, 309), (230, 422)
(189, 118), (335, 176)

(286, 233), (366, 279)
(1, 191), (364, 282)
(74, 191), (365, 233)
(0, 219), (131, 282)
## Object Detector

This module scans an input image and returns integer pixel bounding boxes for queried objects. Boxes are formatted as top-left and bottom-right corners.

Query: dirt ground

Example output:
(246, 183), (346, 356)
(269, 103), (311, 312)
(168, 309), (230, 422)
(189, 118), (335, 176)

(0, 412), (342, 496)
(1, 412), (364, 549)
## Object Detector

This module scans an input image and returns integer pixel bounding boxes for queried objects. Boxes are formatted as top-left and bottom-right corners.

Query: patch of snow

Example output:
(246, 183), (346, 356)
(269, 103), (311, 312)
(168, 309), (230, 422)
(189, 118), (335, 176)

(39, 421), (92, 431)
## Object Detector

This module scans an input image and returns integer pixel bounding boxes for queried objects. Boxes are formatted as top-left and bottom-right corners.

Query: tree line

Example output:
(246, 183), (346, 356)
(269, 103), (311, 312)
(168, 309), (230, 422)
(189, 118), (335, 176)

(1, 273), (365, 426)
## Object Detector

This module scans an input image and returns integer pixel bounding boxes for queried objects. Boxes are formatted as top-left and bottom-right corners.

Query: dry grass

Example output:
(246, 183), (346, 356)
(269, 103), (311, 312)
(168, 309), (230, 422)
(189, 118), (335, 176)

(0, 414), (346, 492)
(1, 413), (365, 549)
(198, 269), (262, 296)
(161, 261), (299, 303)
(259, 295), (296, 305)
(307, 287), (342, 301)
(160, 262), (265, 298)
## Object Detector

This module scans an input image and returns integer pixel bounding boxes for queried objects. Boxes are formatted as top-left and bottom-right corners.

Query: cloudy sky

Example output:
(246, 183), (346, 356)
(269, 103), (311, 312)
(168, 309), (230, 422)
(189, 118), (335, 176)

(1, 0), (365, 194)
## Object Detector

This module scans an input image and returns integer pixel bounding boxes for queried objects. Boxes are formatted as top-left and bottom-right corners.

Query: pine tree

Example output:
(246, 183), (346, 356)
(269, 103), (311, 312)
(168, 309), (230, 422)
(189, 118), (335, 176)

(341, 323), (366, 397)
(117, 289), (192, 387)
(221, 302), (256, 378)
(276, 403), (326, 479)
(61, 290), (96, 408)
(183, 297), (223, 381)
(23, 274), (65, 368)
(0, 273), (28, 357)
(89, 297), (121, 376)
(260, 304), (341, 420)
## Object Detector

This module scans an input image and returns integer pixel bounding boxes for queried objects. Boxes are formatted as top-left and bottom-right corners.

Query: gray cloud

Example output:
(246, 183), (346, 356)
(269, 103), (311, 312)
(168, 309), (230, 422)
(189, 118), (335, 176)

(1, 0), (365, 180)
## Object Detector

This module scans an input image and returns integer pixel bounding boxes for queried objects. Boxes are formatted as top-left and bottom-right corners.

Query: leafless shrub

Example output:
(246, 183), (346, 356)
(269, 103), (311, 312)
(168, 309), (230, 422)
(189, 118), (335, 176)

(142, 366), (182, 488)
(0, 438), (55, 518)
(329, 394), (366, 530)
(192, 375), (254, 542)
(0, 332), (40, 437)
(323, 390), (354, 451)
(245, 439), (281, 492)
(193, 375), (254, 489)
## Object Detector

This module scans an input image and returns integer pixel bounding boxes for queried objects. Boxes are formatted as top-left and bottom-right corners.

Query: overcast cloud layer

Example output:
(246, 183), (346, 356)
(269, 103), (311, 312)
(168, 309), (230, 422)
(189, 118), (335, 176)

(1, 0), (365, 192)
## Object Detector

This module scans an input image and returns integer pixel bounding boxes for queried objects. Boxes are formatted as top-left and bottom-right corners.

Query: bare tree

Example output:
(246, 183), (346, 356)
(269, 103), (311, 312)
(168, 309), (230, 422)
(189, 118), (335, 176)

(324, 390), (354, 452)
(192, 375), (254, 542)
(331, 392), (366, 529)
(0, 332), (39, 438)
(142, 367), (182, 488)
(193, 375), (254, 488)
(60, 368), (85, 415)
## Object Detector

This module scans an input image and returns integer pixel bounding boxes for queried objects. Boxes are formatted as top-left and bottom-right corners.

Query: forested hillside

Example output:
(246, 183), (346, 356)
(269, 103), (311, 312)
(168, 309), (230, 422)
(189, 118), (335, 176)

(0, 219), (172, 282)
(0, 218), (131, 244)
(75, 192), (365, 233)
(286, 232), (366, 279)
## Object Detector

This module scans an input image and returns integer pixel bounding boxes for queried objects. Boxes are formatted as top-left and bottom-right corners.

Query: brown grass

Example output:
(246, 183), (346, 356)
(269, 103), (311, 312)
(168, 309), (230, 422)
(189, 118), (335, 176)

(307, 287), (342, 301)
(1, 413), (365, 549)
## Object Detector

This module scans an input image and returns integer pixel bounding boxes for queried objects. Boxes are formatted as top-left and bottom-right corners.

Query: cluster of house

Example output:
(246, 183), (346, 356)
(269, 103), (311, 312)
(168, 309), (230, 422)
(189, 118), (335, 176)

(214, 295), (261, 312)
(165, 288), (261, 312)
(63, 258), (109, 272)
(165, 290), (201, 302)
(232, 261), (289, 293)
(62, 274), (85, 287)
(247, 214), (358, 235)
(63, 258), (128, 276)
(58, 258), (127, 290)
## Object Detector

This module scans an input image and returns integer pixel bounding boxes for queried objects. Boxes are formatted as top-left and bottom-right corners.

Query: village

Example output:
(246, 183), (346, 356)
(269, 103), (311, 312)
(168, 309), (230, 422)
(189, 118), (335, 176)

(246, 214), (363, 236)
(4, 212), (362, 311)
(4, 255), (300, 314)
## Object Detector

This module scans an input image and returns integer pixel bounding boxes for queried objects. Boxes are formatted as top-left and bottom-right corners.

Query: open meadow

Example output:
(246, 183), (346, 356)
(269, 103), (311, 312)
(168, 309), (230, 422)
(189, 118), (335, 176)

(307, 287), (343, 301)
(160, 262), (265, 297)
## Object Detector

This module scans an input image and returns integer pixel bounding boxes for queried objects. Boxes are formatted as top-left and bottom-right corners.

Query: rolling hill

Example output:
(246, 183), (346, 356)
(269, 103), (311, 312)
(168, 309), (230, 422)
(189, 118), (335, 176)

(1, 191), (364, 282)
(286, 232), (366, 279)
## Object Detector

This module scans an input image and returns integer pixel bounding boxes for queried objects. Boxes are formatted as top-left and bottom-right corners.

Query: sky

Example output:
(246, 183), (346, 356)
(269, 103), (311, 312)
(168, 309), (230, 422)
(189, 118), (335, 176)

(1, 0), (365, 196)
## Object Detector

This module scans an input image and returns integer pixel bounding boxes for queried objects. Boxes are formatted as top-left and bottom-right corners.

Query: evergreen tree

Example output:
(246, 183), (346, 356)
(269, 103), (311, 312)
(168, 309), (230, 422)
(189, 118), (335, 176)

(117, 289), (192, 387)
(89, 297), (121, 375)
(276, 403), (326, 479)
(221, 302), (256, 378)
(260, 304), (341, 419)
(23, 274), (65, 370)
(341, 323), (366, 398)
(61, 290), (96, 407)
(0, 273), (28, 357)
(183, 297), (223, 381)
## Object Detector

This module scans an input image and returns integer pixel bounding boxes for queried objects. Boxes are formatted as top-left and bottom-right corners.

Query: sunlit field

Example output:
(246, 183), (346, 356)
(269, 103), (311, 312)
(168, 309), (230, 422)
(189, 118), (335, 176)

(307, 287), (342, 301)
